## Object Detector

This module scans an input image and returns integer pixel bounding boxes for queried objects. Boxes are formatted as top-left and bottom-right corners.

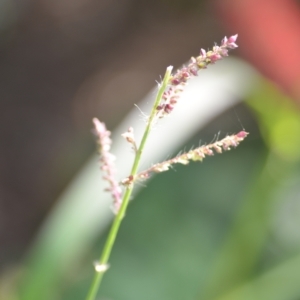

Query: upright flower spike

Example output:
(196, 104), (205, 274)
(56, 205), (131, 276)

(93, 118), (122, 213)
(156, 34), (238, 118)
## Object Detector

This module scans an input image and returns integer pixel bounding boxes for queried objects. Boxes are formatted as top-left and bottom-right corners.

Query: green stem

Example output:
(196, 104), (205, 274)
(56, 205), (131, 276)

(85, 66), (172, 300)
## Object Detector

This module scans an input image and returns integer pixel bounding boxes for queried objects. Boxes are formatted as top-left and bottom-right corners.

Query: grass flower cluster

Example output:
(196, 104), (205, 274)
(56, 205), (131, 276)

(133, 130), (248, 181)
(87, 34), (246, 300)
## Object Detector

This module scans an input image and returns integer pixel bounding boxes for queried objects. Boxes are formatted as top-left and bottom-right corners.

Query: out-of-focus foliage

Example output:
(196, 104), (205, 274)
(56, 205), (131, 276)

(199, 81), (300, 300)
(248, 80), (300, 161)
(215, 0), (300, 104)
(1, 0), (300, 299)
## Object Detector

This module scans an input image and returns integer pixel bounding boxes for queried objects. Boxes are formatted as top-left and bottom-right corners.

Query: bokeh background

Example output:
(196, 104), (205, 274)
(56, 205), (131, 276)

(1, 0), (300, 299)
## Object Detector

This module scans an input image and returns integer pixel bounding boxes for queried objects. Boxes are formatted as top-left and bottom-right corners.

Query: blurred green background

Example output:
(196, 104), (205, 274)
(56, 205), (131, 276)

(1, 0), (300, 300)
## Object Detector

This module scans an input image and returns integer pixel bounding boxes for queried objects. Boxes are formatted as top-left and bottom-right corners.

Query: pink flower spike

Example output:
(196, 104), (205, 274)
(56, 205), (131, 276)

(93, 118), (123, 213)
(131, 131), (248, 181)
(155, 35), (238, 119)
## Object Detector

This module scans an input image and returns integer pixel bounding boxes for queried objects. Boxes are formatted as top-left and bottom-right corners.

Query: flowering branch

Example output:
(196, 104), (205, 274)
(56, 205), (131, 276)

(122, 131), (248, 185)
(93, 118), (122, 212)
(156, 34), (238, 118)
(86, 34), (240, 300)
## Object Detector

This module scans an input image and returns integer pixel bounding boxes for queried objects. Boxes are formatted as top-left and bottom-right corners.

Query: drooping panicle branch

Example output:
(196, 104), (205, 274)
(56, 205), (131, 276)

(93, 118), (122, 213)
